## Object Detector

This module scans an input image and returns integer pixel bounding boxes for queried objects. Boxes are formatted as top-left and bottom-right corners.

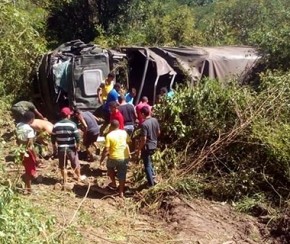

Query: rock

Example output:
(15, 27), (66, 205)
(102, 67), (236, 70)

(54, 183), (62, 190)
(63, 182), (75, 191)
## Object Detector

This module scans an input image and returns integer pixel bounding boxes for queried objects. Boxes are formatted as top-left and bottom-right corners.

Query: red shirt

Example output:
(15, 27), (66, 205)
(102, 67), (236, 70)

(110, 110), (124, 129)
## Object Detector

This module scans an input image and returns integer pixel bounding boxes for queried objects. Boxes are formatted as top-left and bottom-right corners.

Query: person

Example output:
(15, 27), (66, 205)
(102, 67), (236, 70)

(160, 86), (174, 99)
(103, 83), (122, 123)
(118, 95), (137, 136)
(15, 111), (39, 194)
(100, 120), (130, 198)
(30, 119), (54, 157)
(74, 109), (100, 162)
(30, 119), (53, 134)
(135, 96), (151, 126)
(11, 100), (47, 123)
(125, 87), (137, 104)
(109, 101), (124, 130)
(136, 106), (160, 187)
(97, 83), (105, 104)
(51, 107), (82, 184)
(101, 72), (115, 103)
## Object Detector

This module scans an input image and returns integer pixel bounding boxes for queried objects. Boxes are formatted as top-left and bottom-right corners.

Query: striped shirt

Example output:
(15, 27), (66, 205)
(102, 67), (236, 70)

(51, 119), (80, 151)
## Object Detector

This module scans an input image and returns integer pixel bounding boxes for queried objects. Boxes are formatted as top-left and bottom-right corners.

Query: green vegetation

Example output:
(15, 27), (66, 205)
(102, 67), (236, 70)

(1, 0), (290, 242)
(0, 0), (47, 102)
(0, 184), (57, 243)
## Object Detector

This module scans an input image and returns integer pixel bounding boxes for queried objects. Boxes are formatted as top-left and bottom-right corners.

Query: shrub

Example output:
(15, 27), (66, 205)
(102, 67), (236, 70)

(151, 75), (290, 205)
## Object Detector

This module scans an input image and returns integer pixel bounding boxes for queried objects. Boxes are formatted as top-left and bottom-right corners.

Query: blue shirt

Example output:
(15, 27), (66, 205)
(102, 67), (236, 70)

(105, 89), (119, 111)
(125, 93), (134, 104)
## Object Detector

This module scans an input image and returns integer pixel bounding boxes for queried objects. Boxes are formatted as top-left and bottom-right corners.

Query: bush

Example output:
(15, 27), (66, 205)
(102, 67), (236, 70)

(151, 75), (290, 205)
(0, 1), (47, 99)
(0, 183), (57, 243)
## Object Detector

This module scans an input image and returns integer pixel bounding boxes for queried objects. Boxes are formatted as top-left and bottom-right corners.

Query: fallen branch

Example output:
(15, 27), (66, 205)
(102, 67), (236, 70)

(47, 183), (91, 241)
(67, 183), (91, 226)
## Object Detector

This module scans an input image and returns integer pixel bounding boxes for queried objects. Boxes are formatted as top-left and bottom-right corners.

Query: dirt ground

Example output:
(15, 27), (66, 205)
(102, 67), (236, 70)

(0, 125), (279, 244)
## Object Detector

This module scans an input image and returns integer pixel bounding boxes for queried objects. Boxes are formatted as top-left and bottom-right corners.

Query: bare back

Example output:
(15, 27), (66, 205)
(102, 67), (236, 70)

(30, 119), (53, 134)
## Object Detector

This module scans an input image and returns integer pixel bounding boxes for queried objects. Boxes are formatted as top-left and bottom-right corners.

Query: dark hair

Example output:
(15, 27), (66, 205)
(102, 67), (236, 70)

(114, 83), (121, 90)
(140, 106), (150, 116)
(73, 109), (81, 116)
(110, 119), (119, 129)
(108, 72), (115, 78)
(23, 111), (35, 123)
(160, 87), (168, 94)
(118, 95), (126, 103)
(109, 101), (118, 109)
(131, 87), (137, 93)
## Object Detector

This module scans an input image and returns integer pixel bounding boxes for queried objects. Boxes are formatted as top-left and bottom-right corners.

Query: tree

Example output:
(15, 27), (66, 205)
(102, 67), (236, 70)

(0, 0), (47, 99)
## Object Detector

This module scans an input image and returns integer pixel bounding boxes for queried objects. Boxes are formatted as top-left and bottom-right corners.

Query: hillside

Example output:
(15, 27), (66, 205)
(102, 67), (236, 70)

(0, 120), (283, 244)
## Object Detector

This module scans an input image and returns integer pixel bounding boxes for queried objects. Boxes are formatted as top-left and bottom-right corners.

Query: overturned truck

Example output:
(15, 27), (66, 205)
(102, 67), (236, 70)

(34, 40), (260, 119)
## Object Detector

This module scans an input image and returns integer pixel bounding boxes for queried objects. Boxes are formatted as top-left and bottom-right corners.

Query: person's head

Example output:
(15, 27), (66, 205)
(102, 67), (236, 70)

(118, 95), (126, 104)
(141, 96), (148, 103)
(160, 87), (168, 96)
(109, 101), (118, 113)
(23, 111), (35, 124)
(107, 72), (115, 83)
(110, 119), (119, 130)
(99, 83), (105, 89)
(156, 94), (162, 104)
(73, 109), (81, 119)
(60, 107), (73, 118)
(140, 106), (150, 118)
(130, 88), (137, 97)
(114, 83), (121, 92)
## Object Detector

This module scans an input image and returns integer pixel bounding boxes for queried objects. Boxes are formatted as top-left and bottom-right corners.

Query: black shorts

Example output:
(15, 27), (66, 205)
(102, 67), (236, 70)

(83, 133), (99, 147)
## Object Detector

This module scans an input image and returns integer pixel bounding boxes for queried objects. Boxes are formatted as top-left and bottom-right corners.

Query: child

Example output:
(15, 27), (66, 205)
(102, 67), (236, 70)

(16, 111), (39, 194)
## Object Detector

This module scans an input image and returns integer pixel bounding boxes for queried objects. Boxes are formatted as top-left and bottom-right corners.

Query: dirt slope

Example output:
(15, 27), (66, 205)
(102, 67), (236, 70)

(0, 125), (274, 244)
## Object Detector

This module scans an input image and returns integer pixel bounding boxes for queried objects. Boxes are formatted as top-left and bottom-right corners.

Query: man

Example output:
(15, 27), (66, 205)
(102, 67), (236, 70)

(103, 83), (121, 122)
(30, 119), (53, 134)
(97, 83), (105, 104)
(109, 101), (124, 130)
(74, 109), (100, 162)
(159, 87), (174, 100)
(135, 96), (151, 126)
(118, 95), (137, 136)
(11, 100), (47, 123)
(15, 111), (39, 194)
(125, 87), (137, 104)
(100, 120), (130, 198)
(101, 72), (115, 103)
(136, 106), (160, 187)
(30, 119), (54, 157)
(51, 107), (82, 184)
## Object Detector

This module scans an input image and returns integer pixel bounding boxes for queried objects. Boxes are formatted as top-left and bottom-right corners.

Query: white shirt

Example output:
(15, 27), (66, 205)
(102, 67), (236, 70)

(16, 123), (35, 141)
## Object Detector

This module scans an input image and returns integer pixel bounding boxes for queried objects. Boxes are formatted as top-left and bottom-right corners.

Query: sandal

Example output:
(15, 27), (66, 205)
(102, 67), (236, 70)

(106, 183), (117, 191)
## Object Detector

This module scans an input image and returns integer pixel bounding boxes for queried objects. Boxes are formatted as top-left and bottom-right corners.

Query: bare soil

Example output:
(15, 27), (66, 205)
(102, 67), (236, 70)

(0, 124), (280, 244)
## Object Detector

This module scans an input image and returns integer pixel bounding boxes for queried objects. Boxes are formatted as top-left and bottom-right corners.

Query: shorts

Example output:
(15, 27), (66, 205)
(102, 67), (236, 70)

(58, 148), (80, 170)
(106, 158), (128, 181)
(83, 132), (99, 147)
(22, 150), (37, 177)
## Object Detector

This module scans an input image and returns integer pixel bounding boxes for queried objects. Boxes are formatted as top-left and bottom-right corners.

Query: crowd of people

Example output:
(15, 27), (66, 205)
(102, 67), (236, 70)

(11, 73), (168, 198)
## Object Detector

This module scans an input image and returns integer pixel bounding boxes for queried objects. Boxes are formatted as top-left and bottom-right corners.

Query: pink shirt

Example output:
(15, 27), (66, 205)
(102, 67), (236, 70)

(135, 102), (151, 126)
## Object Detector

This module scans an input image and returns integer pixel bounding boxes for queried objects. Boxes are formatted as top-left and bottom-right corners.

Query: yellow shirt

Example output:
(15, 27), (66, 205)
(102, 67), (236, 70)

(102, 82), (114, 101)
(105, 129), (129, 160)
